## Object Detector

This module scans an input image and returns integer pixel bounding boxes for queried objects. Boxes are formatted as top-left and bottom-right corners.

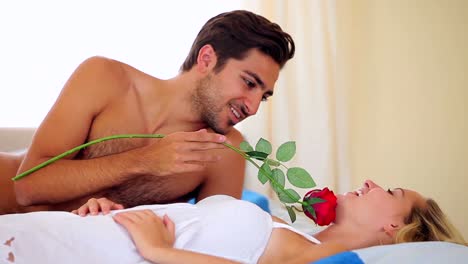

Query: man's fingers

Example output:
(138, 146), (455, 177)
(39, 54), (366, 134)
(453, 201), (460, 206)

(183, 152), (221, 163)
(186, 142), (226, 151)
(98, 198), (124, 214)
(112, 203), (125, 210)
(100, 201), (111, 215)
(77, 203), (91, 216)
(88, 199), (100, 215)
(78, 207), (89, 216)
(183, 129), (226, 143)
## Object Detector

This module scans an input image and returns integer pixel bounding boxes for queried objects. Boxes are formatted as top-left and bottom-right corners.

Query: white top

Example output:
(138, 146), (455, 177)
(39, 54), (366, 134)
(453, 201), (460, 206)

(0, 195), (320, 264)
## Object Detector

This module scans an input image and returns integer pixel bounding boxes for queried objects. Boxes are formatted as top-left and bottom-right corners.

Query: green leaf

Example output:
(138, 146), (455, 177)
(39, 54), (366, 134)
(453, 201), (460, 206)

(255, 138), (272, 155)
(246, 151), (269, 161)
(239, 141), (254, 152)
(304, 204), (317, 219)
(287, 167), (316, 188)
(305, 197), (325, 205)
(278, 188), (301, 203)
(257, 162), (271, 184)
(276, 141), (296, 162)
(265, 158), (280, 167)
(271, 168), (285, 193)
(286, 206), (297, 223)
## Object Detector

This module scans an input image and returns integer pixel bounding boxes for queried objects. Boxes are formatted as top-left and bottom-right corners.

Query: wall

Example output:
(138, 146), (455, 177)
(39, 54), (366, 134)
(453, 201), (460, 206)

(0, 128), (35, 152)
(337, 0), (468, 239)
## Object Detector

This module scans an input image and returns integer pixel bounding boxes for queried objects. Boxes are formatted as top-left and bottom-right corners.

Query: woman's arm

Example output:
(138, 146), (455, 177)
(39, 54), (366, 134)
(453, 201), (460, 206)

(114, 210), (241, 264)
(144, 247), (241, 264)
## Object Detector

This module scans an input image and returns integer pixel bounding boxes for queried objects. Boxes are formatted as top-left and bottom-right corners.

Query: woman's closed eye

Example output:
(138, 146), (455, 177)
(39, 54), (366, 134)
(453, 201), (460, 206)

(387, 188), (394, 195)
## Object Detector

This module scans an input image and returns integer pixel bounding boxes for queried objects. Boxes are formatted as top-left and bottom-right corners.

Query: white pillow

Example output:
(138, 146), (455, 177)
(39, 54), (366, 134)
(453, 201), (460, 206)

(353, 241), (468, 264)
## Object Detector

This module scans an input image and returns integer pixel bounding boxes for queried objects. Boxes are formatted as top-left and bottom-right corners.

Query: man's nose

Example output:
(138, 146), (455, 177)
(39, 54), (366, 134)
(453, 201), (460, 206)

(244, 94), (262, 116)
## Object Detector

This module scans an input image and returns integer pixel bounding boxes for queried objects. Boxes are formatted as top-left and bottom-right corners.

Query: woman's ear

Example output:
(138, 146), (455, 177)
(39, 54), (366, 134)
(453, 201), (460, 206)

(196, 44), (217, 73)
(383, 223), (400, 238)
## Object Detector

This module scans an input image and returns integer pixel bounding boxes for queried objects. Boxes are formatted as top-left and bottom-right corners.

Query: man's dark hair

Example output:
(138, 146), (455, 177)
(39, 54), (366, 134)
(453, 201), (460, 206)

(181, 10), (295, 73)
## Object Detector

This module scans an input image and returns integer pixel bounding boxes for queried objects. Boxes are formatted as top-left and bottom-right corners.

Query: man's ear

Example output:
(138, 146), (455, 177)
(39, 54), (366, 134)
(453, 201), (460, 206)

(196, 44), (217, 73)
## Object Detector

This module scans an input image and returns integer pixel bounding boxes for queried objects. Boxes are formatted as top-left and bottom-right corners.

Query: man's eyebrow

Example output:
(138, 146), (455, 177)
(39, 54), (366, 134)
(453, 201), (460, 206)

(244, 70), (274, 97)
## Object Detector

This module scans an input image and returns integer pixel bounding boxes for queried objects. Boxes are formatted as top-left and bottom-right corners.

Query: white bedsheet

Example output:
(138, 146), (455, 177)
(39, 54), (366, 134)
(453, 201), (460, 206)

(0, 204), (200, 264)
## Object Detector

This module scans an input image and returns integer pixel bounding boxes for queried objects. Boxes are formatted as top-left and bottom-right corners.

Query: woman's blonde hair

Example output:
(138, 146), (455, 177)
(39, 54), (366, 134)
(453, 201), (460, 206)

(395, 198), (466, 245)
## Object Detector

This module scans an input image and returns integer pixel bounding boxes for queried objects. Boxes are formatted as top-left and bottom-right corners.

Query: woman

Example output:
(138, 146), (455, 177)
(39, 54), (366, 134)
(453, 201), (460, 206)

(0, 180), (465, 264)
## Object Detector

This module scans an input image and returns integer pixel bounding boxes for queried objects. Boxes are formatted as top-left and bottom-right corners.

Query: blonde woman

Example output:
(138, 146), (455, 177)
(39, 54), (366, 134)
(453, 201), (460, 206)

(0, 180), (465, 264)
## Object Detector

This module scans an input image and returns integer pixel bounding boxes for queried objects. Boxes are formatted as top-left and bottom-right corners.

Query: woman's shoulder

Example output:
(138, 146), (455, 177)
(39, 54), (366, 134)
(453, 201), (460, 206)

(272, 215), (288, 224)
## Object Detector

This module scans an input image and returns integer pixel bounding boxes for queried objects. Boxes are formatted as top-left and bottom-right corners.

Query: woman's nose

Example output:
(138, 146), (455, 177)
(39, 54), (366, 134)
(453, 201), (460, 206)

(364, 179), (381, 189)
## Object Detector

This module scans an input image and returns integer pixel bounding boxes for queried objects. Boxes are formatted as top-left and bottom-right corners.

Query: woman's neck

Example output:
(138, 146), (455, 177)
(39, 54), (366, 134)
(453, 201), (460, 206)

(314, 224), (383, 250)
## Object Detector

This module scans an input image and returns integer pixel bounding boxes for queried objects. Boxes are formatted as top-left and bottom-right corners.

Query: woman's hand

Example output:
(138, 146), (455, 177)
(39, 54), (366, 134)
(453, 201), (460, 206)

(71, 197), (124, 216)
(113, 210), (176, 260)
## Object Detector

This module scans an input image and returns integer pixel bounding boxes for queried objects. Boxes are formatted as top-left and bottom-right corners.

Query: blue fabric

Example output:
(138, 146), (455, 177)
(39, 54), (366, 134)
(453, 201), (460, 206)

(311, 251), (364, 264)
(240, 189), (271, 213)
(187, 189), (271, 213)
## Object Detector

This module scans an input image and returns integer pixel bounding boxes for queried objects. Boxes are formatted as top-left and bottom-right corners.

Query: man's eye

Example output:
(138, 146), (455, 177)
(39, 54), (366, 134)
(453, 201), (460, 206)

(387, 188), (393, 195)
(243, 78), (256, 88)
(261, 96), (269, 102)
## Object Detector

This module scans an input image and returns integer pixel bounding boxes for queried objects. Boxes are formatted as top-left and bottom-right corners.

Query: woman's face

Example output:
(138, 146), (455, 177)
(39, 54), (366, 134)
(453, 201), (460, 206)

(335, 180), (426, 231)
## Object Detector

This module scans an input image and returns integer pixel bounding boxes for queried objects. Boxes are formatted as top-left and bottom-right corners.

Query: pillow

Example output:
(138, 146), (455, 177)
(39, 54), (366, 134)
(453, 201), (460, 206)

(352, 241), (468, 264)
(240, 189), (271, 213)
(312, 251), (364, 264)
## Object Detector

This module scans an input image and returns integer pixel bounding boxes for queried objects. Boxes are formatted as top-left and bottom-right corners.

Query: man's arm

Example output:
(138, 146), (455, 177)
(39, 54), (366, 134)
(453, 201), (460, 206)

(196, 128), (246, 201)
(14, 56), (141, 206)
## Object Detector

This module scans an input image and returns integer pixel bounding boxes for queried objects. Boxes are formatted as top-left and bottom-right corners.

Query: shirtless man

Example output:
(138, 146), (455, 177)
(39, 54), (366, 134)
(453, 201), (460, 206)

(0, 10), (295, 214)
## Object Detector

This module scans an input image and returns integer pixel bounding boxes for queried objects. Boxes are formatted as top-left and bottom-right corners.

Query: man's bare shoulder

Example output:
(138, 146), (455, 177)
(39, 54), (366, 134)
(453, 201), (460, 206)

(85, 56), (161, 79)
(78, 56), (131, 82)
(77, 56), (156, 85)
(78, 56), (124, 73)
(225, 127), (244, 146)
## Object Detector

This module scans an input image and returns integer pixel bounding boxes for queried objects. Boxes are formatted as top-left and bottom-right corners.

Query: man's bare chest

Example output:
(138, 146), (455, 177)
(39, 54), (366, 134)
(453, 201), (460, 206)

(73, 98), (208, 207)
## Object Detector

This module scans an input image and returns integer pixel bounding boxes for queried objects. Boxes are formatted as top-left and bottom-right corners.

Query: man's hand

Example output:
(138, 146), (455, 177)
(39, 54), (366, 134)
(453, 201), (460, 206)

(141, 129), (227, 176)
(71, 197), (124, 216)
(114, 210), (176, 261)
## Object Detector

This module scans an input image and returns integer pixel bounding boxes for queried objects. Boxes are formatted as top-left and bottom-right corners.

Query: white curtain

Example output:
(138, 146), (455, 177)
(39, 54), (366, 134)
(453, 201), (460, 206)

(240, 1), (351, 205)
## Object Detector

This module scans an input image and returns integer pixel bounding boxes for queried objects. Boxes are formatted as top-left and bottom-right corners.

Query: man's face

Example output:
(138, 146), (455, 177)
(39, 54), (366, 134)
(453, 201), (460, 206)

(192, 49), (280, 134)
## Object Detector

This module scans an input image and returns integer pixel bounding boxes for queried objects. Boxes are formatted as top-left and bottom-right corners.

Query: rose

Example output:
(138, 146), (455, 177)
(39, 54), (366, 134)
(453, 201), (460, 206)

(302, 188), (337, 226)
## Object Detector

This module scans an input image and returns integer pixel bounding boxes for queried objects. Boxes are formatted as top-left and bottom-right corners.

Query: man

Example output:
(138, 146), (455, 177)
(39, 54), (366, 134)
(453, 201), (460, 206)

(0, 10), (295, 214)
